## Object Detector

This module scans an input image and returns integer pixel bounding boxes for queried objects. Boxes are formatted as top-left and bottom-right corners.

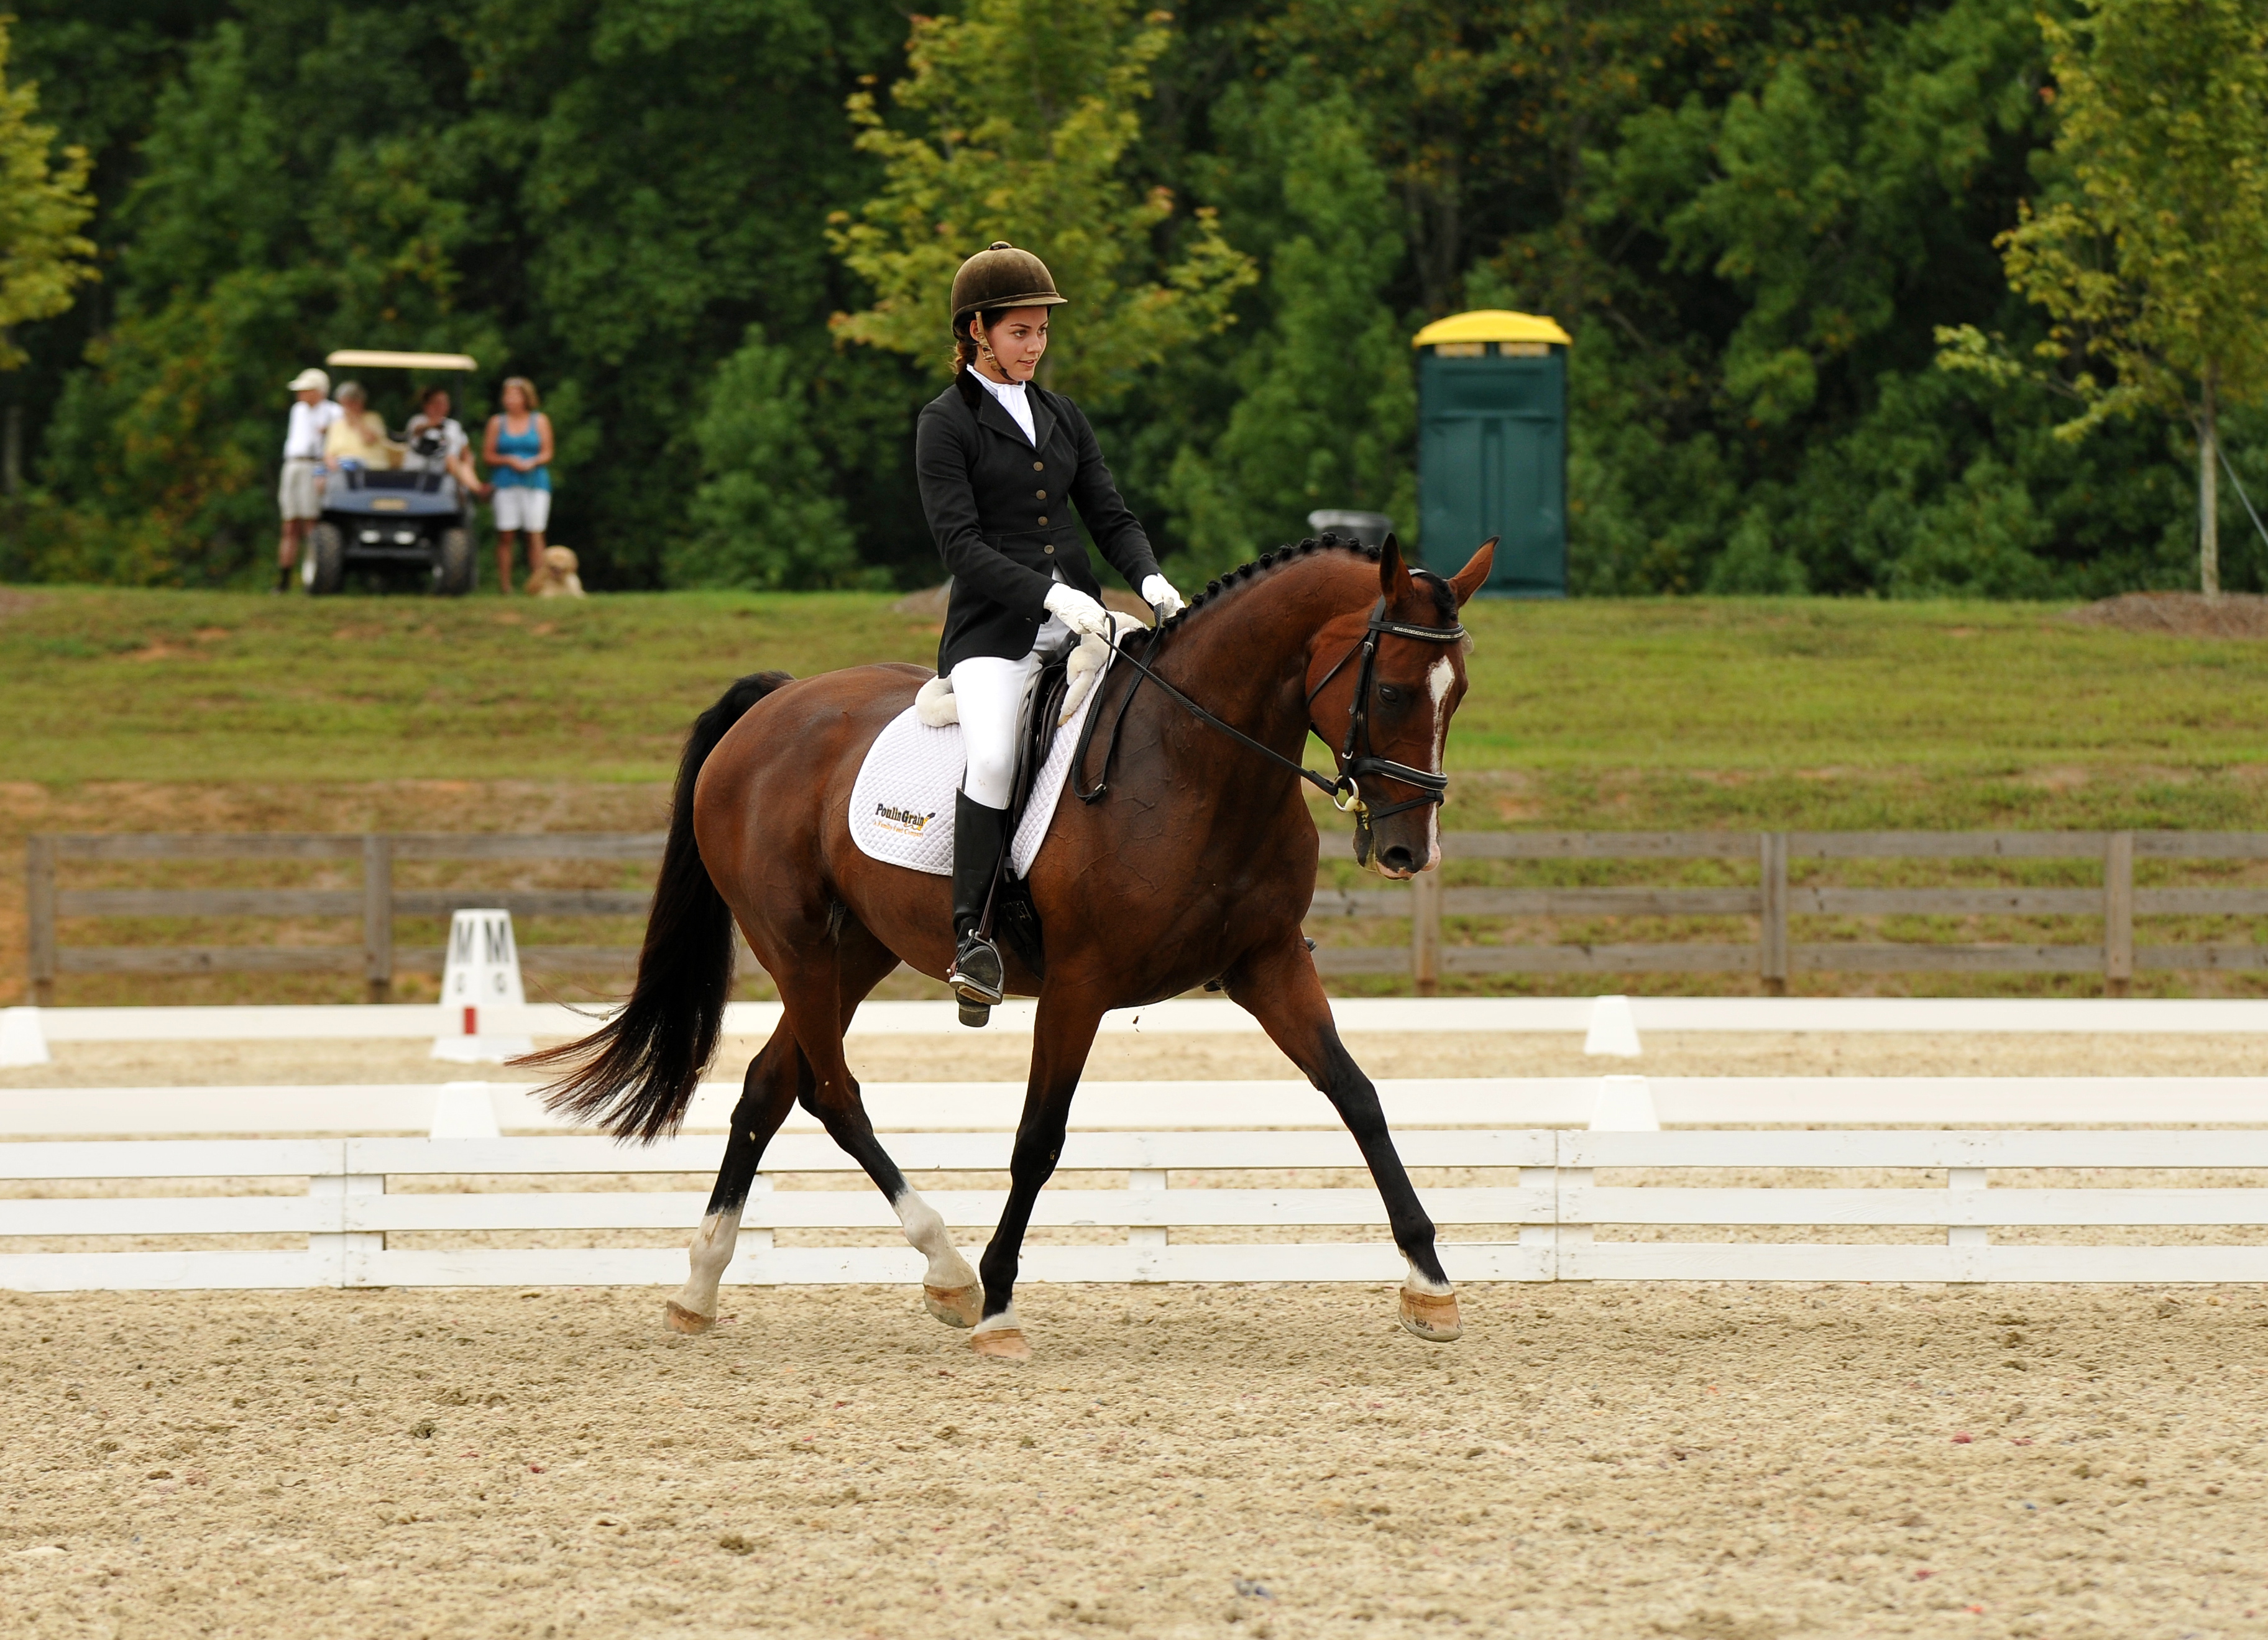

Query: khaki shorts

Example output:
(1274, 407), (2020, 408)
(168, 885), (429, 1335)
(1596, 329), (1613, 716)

(277, 459), (323, 521)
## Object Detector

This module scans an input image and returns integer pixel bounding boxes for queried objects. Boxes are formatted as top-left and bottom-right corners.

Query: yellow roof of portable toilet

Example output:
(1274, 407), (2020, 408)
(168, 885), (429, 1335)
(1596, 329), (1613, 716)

(1410, 309), (1571, 349)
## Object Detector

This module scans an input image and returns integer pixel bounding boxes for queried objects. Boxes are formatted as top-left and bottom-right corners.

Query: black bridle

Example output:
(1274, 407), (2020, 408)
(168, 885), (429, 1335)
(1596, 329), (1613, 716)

(1305, 597), (1468, 820)
(1074, 597), (1467, 820)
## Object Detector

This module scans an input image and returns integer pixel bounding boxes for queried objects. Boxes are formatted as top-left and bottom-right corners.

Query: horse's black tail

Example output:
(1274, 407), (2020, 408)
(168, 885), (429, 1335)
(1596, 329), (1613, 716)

(518, 670), (793, 1142)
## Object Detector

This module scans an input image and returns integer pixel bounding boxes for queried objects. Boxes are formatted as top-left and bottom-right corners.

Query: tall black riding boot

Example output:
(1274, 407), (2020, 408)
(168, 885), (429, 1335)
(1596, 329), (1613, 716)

(947, 792), (1009, 1025)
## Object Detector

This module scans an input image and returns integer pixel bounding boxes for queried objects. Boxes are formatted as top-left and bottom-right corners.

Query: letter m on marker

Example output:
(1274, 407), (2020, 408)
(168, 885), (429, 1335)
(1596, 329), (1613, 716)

(452, 921), (474, 964)
(484, 920), (513, 964)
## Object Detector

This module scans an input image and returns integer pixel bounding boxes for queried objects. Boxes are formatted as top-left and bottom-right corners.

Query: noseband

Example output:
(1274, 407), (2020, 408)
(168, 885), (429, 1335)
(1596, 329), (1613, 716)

(1073, 595), (1467, 820)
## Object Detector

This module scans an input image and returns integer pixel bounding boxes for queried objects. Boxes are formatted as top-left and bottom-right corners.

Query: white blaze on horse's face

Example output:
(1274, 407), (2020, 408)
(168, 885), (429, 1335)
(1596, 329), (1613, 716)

(1357, 639), (1462, 878)
(1425, 655), (1455, 868)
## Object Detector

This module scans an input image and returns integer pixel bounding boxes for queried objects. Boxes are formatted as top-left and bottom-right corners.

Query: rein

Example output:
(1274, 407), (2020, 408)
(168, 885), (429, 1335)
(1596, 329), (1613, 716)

(1074, 597), (1467, 819)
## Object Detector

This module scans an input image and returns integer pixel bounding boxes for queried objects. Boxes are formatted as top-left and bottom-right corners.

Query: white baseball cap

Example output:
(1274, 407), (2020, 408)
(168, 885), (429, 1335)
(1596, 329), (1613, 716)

(288, 367), (330, 393)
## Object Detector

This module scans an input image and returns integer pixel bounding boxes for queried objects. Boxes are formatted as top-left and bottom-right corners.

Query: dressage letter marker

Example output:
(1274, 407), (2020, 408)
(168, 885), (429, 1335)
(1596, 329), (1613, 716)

(433, 910), (535, 1064)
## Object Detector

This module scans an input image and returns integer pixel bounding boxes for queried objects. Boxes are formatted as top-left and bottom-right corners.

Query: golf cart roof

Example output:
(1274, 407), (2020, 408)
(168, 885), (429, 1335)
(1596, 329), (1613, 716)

(325, 349), (479, 372)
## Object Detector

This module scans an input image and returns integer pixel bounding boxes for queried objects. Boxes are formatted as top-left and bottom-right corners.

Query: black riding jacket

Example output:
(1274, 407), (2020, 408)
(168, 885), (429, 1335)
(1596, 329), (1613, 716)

(916, 370), (1162, 675)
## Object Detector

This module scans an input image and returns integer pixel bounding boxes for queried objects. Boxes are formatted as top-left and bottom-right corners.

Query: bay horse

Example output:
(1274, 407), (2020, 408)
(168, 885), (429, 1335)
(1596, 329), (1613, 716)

(525, 534), (1495, 1362)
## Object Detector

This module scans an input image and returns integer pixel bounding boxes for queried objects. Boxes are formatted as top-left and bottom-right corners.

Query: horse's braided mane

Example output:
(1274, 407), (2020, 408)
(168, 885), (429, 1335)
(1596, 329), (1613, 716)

(1155, 531), (1457, 634)
(1155, 532), (1380, 634)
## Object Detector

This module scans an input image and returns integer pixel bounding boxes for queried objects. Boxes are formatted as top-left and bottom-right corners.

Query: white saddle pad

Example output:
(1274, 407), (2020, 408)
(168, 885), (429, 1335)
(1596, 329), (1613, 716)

(848, 677), (1106, 877)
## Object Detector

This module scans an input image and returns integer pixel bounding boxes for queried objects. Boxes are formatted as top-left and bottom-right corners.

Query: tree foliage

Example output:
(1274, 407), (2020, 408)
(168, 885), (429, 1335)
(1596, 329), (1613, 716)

(3, 0), (2264, 597)
(0, 18), (97, 366)
(1939, 0), (2268, 592)
(668, 325), (868, 591)
(1162, 83), (1413, 578)
(828, 0), (1254, 405)
(1997, 0), (2268, 429)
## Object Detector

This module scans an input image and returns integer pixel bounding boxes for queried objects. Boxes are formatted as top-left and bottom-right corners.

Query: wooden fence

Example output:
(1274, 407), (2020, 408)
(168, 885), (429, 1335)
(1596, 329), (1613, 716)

(1310, 830), (2268, 992)
(26, 830), (2268, 1004)
(25, 832), (665, 1005)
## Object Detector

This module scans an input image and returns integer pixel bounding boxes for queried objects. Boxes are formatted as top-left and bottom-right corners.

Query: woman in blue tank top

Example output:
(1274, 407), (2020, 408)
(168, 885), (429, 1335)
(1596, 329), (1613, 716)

(483, 376), (555, 593)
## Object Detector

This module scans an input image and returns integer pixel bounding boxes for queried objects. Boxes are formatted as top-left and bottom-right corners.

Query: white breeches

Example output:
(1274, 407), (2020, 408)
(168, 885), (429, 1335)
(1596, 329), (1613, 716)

(951, 616), (1065, 809)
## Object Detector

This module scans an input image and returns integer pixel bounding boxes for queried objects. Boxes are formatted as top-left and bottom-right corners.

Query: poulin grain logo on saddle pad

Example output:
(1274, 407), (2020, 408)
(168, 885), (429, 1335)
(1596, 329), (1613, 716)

(873, 803), (935, 836)
(846, 679), (1108, 879)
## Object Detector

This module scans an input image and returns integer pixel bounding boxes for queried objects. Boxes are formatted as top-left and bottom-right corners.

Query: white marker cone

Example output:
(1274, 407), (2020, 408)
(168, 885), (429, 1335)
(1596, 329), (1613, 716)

(1589, 1074), (1660, 1132)
(0, 1007), (50, 1068)
(429, 1081), (503, 1139)
(1583, 993), (1642, 1058)
(432, 909), (535, 1063)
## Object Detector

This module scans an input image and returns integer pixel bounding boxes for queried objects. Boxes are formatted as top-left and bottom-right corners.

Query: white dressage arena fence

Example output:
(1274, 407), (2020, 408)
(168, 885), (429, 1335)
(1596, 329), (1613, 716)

(1, 1075), (2263, 1294)
(14, 993), (2268, 1066)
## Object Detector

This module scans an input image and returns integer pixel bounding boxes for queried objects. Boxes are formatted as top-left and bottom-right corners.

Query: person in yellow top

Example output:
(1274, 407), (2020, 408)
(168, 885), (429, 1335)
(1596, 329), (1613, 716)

(321, 381), (399, 470)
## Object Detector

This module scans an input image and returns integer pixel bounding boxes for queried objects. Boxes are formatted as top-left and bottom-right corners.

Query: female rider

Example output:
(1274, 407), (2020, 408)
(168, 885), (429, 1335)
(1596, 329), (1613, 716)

(916, 242), (1185, 1012)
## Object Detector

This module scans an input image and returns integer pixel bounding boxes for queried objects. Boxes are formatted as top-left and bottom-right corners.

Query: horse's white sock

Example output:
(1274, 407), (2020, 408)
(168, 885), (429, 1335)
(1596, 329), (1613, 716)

(893, 1189), (976, 1291)
(677, 1206), (744, 1318)
(1405, 1255), (1454, 1296)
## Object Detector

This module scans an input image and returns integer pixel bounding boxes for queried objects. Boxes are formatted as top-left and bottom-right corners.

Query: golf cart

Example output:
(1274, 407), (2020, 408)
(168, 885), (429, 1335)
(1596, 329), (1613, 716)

(301, 349), (479, 596)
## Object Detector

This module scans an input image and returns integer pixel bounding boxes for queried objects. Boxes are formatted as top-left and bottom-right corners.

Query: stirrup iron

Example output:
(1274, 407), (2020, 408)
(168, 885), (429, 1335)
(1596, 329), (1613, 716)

(949, 932), (1005, 1027)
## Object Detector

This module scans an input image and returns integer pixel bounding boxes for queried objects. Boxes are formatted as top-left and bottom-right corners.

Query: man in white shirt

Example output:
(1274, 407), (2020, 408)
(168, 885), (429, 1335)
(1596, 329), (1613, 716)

(276, 368), (341, 592)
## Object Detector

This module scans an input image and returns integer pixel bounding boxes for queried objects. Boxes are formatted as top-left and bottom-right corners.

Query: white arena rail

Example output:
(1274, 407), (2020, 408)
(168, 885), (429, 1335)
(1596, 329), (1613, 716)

(3, 1076), (2267, 1135)
(1, 1076), (2264, 1293)
(0, 1129), (1554, 1293)
(1555, 1130), (2268, 1285)
(14, 994), (2268, 1058)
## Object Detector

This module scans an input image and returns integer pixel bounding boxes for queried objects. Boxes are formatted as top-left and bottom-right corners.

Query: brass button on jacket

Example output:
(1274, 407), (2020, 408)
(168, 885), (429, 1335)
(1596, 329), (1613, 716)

(1032, 461), (1044, 472)
(1044, 544), (1055, 554)
(1035, 488), (1047, 499)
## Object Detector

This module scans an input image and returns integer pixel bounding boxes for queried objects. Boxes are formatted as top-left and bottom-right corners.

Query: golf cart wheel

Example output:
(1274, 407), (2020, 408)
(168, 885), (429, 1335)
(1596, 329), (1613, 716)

(435, 526), (475, 596)
(304, 523), (346, 596)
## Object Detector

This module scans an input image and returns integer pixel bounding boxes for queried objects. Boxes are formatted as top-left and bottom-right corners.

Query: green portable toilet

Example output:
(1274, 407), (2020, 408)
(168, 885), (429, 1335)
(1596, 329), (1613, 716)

(1413, 310), (1571, 596)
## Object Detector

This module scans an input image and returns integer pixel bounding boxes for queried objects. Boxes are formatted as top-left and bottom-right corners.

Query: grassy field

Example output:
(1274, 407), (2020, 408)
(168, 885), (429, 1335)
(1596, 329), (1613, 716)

(6, 585), (2268, 826)
(4, 584), (2266, 1004)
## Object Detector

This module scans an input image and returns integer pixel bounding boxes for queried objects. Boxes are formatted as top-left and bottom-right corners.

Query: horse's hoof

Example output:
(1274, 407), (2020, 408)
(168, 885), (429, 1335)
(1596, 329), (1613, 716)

(924, 1283), (982, 1329)
(663, 1301), (716, 1335)
(969, 1327), (1032, 1363)
(1399, 1287), (1462, 1343)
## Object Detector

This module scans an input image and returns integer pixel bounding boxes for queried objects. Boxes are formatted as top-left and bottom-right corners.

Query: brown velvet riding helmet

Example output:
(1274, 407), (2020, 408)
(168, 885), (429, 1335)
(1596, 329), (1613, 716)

(950, 242), (1067, 327)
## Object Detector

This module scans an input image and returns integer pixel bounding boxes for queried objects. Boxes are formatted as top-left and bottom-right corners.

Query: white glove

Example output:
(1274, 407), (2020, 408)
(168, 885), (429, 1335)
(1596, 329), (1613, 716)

(1141, 573), (1185, 620)
(1043, 582), (1113, 640)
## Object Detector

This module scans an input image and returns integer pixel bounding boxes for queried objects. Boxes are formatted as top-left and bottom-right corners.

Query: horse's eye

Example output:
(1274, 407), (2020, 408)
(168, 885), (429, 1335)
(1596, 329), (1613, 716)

(1378, 685), (1402, 704)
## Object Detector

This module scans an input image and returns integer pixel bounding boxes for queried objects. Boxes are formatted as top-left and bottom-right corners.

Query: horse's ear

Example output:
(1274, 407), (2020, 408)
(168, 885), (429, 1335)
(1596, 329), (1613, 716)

(1378, 533), (1415, 602)
(1448, 538), (1497, 608)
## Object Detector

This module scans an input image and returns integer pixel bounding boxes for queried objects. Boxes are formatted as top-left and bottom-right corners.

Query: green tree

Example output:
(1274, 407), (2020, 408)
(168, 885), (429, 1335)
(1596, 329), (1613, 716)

(19, 0), (921, 589)
(7, 0), (2247, 600)
(0, 16), (97, 372)
(827, 0), (1254, 405)
(28, 19), (470, 583)
(667, 325), (866, 590)
(1941, 0), (2268, 595)
(1164, 85), (1415, 579)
